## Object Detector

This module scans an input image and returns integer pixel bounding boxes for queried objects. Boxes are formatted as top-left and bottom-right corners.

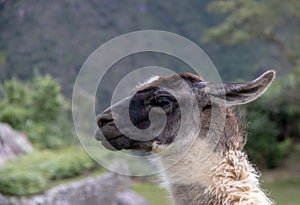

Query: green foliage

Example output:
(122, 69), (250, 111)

(246, 110), (291, 168)
(36, 148), (95, 180)
(25, 121), (73, 149)
(246, 75), (299, 168)
(206, 0), (300, 78)
(0, 147), (98, 196)
(1, 78), (30, 105)
(0, 171), (47, 196)
(0, 78), (31, 129)
(0, 106), (29, 129)
(31, 73), (65, 122)
(0, 73), (74, 149)
(206, 0), (264, 44)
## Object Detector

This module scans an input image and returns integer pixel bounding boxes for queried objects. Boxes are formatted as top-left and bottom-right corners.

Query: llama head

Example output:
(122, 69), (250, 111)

(95, 70), (275, 153)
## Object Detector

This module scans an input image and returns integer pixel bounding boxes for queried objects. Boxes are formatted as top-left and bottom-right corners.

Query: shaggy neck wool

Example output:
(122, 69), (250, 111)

(205, 150), (272, 205)
(162, 150), (272, 205)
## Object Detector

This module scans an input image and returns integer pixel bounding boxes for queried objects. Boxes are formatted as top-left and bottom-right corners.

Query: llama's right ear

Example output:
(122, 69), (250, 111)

(206, 70), (276, 106)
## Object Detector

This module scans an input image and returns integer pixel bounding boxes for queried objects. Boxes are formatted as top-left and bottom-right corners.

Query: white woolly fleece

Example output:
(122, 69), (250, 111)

(206, 150), (273, 205)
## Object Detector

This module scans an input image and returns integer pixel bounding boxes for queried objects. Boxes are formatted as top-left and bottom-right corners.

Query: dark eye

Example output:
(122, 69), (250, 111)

(150, 96), (171, 107)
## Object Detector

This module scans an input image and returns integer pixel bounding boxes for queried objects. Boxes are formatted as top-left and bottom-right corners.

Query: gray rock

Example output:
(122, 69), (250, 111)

(0, 193), (11, 205)
(0, 122), (33, 166)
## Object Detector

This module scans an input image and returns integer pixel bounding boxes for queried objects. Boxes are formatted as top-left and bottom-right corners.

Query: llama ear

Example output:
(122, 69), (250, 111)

(206, 70), (276, 106)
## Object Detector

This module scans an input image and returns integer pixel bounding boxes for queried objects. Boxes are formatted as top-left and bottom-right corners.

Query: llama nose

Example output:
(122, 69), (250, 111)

(97, 111), (113, 127)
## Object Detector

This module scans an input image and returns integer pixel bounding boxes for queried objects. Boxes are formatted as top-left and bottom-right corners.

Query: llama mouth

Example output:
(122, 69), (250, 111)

(95, 128), (131, 150)
(94, 127), (124, 141)
(101, 136), (127, 151)
(95, 128), (156, 151)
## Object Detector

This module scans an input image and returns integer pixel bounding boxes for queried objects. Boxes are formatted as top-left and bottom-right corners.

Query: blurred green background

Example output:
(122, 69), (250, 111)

(0, 0), (299, 204)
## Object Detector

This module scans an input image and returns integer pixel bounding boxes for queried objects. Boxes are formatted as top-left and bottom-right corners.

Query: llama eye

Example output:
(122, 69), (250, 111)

(151, 96), (171, 107)
(148, 96), (171, 107)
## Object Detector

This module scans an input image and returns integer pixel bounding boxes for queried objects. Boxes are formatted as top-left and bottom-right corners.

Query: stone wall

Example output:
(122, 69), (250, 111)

(0, 173), (150, 205)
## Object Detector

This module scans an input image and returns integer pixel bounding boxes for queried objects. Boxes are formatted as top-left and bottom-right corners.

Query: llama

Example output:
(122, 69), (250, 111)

(95, 70), (275, 205)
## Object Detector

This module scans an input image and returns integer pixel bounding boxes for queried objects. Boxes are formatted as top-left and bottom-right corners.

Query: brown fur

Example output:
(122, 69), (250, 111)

(199, 106), (245, 153)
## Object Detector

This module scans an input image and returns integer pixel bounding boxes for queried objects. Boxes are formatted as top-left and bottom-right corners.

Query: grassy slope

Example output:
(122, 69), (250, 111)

(132, 182), (171, 205)
(134, 180), (300, 205)
(263, 180), (300, 205)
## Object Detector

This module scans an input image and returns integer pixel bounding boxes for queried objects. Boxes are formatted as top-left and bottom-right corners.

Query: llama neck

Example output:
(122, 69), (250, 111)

(157, 136), (222, 205)
(159, 148), (272, 205)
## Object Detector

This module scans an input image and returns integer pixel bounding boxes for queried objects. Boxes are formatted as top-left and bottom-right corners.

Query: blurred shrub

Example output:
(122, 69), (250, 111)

(0, 106), (29, 129)
(246, 74), (299, 168)
(0, 146), (98, 196)
(35, 148), (96, 180)
(0, 73), (74, 149)
(246, 111), (291, 168)
(25, 119), (74, 149)
(0, 171), (47, 196)
(0, 78), (31, 129)
(30, 73), (65, 122)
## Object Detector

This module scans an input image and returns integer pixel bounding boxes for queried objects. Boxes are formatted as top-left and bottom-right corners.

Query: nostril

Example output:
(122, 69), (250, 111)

(97, 113), (113, 127)
(99, 118), (112, 127)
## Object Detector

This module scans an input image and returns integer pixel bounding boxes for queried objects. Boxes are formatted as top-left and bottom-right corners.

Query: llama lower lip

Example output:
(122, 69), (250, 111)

(101, 141), (122, 151)
(95, 128), (124, 141)
(101, 136), (126, 151)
